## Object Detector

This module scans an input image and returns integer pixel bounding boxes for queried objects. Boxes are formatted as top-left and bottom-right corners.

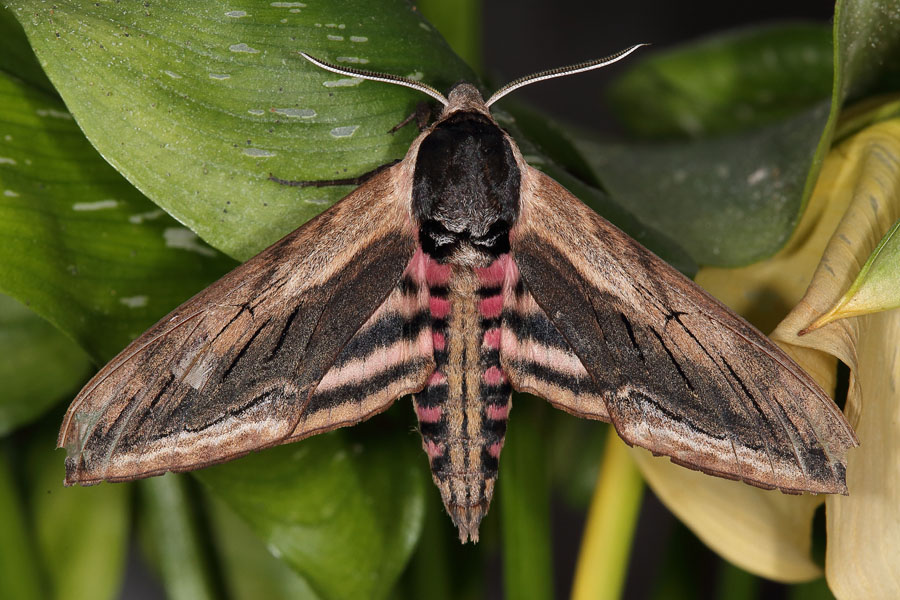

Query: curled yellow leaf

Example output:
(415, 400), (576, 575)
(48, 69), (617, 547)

(772, 120), (900, 599)
(801, 218), (900, 333)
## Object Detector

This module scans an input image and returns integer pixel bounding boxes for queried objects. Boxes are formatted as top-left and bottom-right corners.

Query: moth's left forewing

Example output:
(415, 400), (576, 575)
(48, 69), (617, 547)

(506, 166), (857, 494)
(60, 166), (434, 485)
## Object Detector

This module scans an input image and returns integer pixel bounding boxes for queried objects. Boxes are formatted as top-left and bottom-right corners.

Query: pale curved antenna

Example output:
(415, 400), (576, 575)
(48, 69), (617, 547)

(300, 52), (449, 106)
(486, 43), (649, 107)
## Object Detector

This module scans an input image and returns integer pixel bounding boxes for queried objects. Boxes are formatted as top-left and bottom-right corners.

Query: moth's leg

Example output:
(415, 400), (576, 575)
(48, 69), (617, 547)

(268, 159), (401, 188)
(388, 101), (433, 134)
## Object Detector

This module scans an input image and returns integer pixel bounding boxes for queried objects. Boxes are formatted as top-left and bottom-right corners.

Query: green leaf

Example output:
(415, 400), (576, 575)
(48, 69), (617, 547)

(207, 493), (322, 600)
(7, 0), (472, 260)
(498, 399), (553, 600)
(27, 424), (130, 600)
(138, 475), (222, 600)
(0, 6), (52, 92)
(195, 428), (427, 600)
(0, 447), (43, 600)
(576, 101), (831, 266)
(834, 0), (900, 105)
(417, 0), (482, 73)
(0, 293), (91, 435)
(570, 21), (837, 266)
(608, 23), (833, 139)
(0, 38), (236, 361)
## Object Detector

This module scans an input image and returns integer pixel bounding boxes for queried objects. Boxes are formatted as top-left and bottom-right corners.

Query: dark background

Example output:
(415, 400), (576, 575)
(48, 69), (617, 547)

(480, 2), (834, 599)
(483, 1), (834, 135)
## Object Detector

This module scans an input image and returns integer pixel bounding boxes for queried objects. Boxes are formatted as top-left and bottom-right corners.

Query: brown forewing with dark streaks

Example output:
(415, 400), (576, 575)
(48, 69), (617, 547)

(508, 166), (857, 494)
(59, 167), (432, 485)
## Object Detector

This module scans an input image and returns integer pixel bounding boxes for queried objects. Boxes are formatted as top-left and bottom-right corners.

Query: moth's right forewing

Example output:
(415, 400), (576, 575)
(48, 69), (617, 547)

(508, 167), (857, 494)
(60, 167), (432, 485)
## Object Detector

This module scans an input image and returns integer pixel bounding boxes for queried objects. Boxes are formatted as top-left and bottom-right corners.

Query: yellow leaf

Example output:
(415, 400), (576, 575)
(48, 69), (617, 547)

(772, 120), (900, 599)
(632, 449), (823, 581)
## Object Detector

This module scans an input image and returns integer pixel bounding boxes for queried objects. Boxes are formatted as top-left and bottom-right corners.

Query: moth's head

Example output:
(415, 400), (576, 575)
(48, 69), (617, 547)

(443, 83), (491, 119)
(299, 43), (647, 116)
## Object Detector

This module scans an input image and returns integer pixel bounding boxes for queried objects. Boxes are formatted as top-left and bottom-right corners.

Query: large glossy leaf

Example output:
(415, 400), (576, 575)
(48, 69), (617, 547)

(0, 293), (91, 435)
(417, 0), (482, 73)
(0, 9), (235, 362)
(194, 427), (427, 600)
(771, 118), (900, 599)
(27, 424), (130, 600)
(511, 31), (834, 265)
(6, 0), (472, 261)
(608, 23), (833, 139)
(577, 102), (830, 266)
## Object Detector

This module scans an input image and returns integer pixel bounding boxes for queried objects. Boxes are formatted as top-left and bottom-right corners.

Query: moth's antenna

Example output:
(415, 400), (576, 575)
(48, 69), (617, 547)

(486, 43), (648, 107)
(300, 52), (449, 107)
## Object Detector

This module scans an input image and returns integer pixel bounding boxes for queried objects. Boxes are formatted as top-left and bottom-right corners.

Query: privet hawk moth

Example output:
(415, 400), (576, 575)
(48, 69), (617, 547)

(59, 46), (857, 543)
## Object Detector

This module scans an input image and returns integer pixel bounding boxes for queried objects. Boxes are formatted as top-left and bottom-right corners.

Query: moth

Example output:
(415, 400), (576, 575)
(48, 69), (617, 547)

(59, 45), (857, 543)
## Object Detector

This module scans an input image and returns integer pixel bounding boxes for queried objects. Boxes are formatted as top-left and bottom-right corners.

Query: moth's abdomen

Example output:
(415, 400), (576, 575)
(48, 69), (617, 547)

(412, 253), (516, 542)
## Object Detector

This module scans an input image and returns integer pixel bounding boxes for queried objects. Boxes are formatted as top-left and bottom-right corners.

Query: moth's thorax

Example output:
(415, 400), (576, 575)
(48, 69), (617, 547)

(412, 104), (521, 267)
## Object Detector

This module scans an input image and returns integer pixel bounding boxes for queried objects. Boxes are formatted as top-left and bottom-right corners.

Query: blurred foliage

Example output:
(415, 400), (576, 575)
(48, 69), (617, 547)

(1, 1), (898, 599)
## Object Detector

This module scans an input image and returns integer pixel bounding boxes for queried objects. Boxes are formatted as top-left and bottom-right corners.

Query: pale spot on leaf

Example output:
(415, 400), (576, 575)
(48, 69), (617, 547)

(73, 199), (118, 211)
(323, 78), (362, 88)
(163, 227), (216, 256)
(243, 147), (275, 157)
(330, 125), (358, 138)
(271, 107), (316, 118)
(229, 43), (259, 53)
(119, 295), (148, 308)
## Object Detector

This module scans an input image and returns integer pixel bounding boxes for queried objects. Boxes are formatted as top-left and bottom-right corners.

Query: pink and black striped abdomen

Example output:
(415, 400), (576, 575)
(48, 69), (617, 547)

(412, 253), (515, 542)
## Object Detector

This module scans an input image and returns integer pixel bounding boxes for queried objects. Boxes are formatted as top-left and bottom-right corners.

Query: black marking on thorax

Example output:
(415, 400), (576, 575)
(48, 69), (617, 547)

(412, 112), (520, 263)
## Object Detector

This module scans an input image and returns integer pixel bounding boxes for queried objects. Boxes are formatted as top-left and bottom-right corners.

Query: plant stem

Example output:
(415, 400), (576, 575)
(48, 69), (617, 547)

(571, 433), (644, 600)
(500, 403), (554, 600)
